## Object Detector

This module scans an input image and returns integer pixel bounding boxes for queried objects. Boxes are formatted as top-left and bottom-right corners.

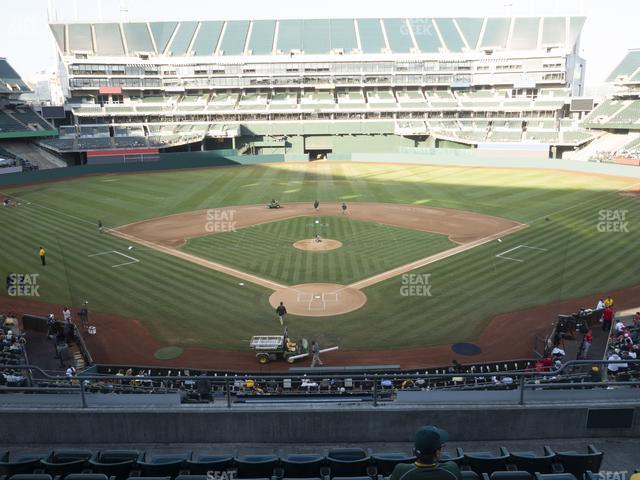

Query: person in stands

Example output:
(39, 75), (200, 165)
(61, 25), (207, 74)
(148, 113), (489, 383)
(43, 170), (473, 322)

(390, 425), (461, 480)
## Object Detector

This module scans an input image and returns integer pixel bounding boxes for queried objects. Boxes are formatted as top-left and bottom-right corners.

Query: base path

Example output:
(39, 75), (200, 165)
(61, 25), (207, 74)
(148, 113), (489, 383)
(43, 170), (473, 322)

(115, 202), (521, 247)
(113, 202), (524, 316)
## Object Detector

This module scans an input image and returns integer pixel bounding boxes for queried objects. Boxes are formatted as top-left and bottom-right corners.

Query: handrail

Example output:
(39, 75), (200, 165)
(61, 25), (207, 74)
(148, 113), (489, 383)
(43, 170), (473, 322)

(2, 359), (638, 382)
(1, 360), (638, 409)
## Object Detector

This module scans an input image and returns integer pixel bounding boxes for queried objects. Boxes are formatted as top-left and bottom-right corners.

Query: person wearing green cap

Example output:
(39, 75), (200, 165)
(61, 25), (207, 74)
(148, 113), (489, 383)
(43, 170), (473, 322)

(390, 425), (461, 480)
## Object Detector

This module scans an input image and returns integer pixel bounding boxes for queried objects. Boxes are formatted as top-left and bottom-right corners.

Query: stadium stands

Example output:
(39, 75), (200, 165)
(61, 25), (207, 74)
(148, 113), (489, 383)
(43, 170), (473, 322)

(44, 17), (592, 156)
(0, 446), (609, 479)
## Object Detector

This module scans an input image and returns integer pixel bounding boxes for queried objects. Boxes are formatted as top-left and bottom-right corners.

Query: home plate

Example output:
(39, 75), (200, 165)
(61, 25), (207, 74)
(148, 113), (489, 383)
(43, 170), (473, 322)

(314, 295), (321, 299)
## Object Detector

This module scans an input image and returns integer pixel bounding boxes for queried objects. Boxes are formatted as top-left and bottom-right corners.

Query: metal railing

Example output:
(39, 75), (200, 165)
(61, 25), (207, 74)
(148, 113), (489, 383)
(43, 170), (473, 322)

(1, 360), (638, 409)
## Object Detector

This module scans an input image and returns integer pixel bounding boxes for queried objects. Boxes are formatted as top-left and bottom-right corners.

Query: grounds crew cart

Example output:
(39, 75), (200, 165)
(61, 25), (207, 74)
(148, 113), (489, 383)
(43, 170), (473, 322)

(249, 329), (339, 364)
(249, 332), (308, 364)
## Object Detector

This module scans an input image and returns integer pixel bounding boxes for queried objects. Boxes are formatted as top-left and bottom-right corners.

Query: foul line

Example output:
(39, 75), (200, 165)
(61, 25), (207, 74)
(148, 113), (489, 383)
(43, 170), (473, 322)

(110, 222), (527, 293)
(347, 223), (527, 290)
(109, 229), (287, 291)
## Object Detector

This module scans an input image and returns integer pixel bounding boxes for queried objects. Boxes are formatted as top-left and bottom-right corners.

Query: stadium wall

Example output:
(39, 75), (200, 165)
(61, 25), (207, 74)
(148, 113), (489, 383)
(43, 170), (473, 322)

(0, 152), (285, 187)
(1, 404), (638, 444)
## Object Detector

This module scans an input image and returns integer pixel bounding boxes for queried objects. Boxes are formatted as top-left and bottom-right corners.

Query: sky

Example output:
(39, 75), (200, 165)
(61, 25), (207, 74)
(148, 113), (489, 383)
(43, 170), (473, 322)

(1, 0), (638, 96)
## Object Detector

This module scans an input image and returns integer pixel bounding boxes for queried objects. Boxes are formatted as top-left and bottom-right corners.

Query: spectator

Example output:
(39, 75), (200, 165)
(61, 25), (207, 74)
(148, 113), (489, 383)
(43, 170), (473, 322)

(614, 320), (626, 335)
(66, 365), (77, 379)
(390, 425), (461, 480)
(580, 329), (593, 359)
(595, 299), (605, 311)
(606, 350), (626, 378)
(62, 307), (72, 324)
(604, 296), (614, 308)
(602, 306), (614, 332)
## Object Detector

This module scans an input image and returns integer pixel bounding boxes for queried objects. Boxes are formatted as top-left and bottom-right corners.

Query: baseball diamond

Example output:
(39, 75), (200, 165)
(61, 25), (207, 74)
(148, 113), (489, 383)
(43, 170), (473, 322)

(2, 161), (640, 369)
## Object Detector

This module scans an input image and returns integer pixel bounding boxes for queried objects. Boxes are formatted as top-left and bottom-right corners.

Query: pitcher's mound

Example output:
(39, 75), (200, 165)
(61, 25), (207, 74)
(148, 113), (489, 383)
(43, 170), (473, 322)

(269, 283), (366, 317)
(293, 238), (343, 251)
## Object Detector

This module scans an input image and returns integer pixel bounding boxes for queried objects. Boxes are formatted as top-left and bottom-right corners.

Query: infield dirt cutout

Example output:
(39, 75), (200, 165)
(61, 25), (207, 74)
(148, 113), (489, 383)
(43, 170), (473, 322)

(113, 202), (525, 317)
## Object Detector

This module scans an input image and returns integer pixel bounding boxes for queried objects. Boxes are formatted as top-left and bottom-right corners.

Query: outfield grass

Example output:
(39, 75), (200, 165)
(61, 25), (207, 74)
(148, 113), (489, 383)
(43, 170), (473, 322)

(1, 162), (638, 350)
(182, 216), (455, 285)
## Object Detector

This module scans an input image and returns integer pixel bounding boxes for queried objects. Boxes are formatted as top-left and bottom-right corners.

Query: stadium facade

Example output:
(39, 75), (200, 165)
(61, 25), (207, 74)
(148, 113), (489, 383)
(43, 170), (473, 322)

(0, 58), (59, 171)
(45, 17), (596, 160)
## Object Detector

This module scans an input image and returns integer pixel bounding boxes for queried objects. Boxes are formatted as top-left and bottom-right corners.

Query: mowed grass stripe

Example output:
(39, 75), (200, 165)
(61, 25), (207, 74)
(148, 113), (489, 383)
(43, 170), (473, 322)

(182, 216), (455, 285)
(4, 162), (640, 350)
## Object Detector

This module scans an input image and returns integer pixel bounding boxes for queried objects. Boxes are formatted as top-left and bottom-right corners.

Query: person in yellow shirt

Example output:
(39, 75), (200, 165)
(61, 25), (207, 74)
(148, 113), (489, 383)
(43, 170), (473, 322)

(39, 246), (46, 266)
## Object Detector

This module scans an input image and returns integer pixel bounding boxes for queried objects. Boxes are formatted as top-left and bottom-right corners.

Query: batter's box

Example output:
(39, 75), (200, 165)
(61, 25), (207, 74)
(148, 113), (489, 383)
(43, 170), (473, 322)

(296, 292), (314, 303)
(323, 292), (339, 303)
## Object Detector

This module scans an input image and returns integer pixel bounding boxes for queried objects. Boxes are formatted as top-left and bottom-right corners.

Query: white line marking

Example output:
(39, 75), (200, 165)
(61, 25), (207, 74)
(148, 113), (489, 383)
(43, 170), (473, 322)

(88, 250), (139, 268)
(495, 244), (548, 263)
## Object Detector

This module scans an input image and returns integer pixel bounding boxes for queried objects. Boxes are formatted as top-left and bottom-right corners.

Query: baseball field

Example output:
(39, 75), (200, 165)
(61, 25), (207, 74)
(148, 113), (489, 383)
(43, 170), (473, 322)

(1, 161), (639, 369)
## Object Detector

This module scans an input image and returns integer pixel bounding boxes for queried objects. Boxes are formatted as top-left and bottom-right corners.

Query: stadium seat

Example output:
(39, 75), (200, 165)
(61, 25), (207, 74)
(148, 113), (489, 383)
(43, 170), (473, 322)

(8, 475), (54, 480)
(490, 472), (533, 480)
(461, 472), (480, 480)
(65, 474), (111, 480)
(508, 447), (556, 474)
(88, 450), (141, 479)
(371, 453), (415, 477)
(534, 474), (578, 480)
(235, 455), (278, 478)
(126, 477), (170, 480)
(185, 455), (234, 475)
(549, 446), (603, 477)
(0, 453), (45, 476)
(137, 453), (191, 477)
(458, 448), (510, 474)
(440, 452), (464, 464)
(40, 450), (93, 476)
(175, 476), (211, 480)
(327, 449), (371, 478)
(280, 454), (326, 478)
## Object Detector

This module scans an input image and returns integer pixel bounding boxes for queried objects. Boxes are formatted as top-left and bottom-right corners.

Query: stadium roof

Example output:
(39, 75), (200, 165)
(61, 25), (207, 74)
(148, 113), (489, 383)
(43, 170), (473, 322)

(0, 58), (31, 94)
(50, 17), (586, 57)
(606, 49), (640, 83)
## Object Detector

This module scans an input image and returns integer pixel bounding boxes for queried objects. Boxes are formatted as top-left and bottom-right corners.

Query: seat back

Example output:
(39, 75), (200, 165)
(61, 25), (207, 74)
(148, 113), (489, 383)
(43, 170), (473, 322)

(371, 454), (415, 477)
(509, 453), (555, 475)
(139, 453), (191, 477)
(281, 455), (325, 478)
(235, 455), (278, 479)
(186, 455), (234, 475)
(0, 454), (45, 476)
(96, 451), (140, 464)
(491, 472), (533, 480)
(65, 474), (110, 480)
(557, 452), (603, 477)
(461, 450), (509, 475)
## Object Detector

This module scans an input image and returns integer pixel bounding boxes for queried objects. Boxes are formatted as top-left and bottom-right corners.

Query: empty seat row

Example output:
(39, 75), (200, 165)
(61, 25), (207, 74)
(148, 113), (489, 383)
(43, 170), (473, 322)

(0, 446), (603, 480)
